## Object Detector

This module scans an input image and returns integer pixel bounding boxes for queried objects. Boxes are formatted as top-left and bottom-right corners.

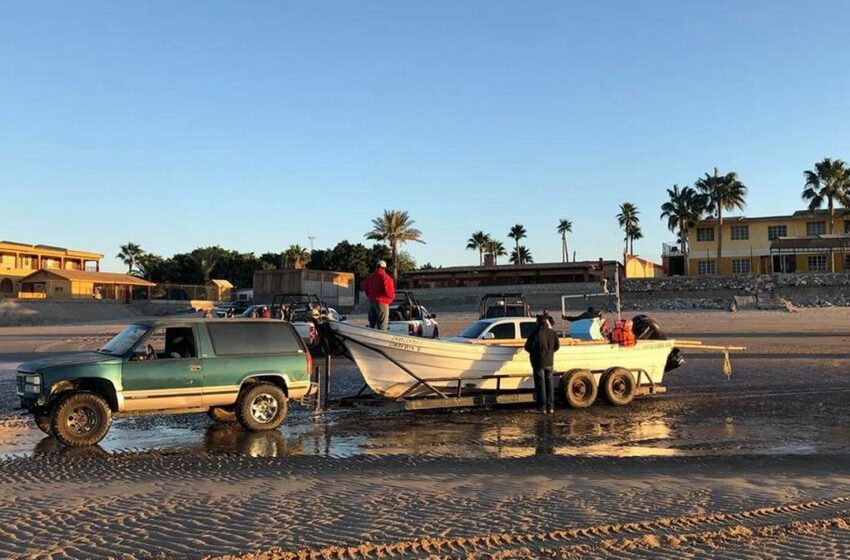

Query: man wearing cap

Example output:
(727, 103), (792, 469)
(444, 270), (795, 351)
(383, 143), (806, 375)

(363, 260), (396, 330)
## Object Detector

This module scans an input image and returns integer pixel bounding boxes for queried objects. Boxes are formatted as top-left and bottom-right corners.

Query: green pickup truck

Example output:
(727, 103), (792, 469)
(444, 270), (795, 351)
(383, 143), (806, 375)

(16, 319), (313, 447)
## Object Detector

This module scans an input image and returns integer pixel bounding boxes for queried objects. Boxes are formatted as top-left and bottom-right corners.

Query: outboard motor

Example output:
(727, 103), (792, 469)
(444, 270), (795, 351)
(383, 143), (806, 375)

(631, 314), (666, 340)
(665, 348), (685, 372)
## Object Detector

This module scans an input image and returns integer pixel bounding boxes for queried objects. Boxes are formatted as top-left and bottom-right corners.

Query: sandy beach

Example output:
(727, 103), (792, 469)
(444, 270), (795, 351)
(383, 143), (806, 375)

(2, 309), (850, 559)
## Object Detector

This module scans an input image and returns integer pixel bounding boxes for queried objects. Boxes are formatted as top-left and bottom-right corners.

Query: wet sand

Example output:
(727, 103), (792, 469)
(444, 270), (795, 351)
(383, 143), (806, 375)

(1, 309), (850, 558)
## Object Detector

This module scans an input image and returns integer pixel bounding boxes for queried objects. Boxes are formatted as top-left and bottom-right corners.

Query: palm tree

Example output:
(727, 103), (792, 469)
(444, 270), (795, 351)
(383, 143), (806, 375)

(507, 224), (527, 261)
(365, 209), (425, 277)
(626, 224), (643, 255)
(484, 239), (507, 265)
(466, 231), (491, 266)
(803, 158), (850, 231)
(282, 244), (311, 269)
(803, 158), (850, 272)
(616, 203), (640, 255)
(660, 185), (704, 254)
(510, 245), (533, 265)
(116, 242), (144, 273)
(695, 167), (747, 271)
(556, 219), (572, 262)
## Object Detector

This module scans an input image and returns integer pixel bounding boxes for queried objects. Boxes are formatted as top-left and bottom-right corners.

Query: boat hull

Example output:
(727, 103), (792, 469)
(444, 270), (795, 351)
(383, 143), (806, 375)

(328, 322), (677, 398)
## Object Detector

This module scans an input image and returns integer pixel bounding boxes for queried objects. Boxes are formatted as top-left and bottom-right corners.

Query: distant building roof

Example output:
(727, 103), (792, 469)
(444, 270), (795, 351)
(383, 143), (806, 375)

(20, 269), (155, 286)
(408, 260), (620, 277)
(0, 240), (103, 259)
(694, 208), (850, 226)
(206, 279), (234, 288)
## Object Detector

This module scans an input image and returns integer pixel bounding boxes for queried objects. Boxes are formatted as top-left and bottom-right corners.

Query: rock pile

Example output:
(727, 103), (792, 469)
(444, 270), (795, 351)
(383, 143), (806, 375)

(619, 273), (850, 310)
(623, 273), (850, 294)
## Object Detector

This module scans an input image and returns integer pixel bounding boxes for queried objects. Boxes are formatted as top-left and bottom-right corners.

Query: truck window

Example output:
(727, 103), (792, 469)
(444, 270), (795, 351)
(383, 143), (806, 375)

(519, 321), (537, 339)
(132, 326), (197, 360)
(487, 323), (517, 339)
(207, 322), (302, 355)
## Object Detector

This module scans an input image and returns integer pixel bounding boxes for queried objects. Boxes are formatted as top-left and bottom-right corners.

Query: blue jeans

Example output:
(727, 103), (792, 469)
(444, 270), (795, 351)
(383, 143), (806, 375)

(533, 367), (555, 410)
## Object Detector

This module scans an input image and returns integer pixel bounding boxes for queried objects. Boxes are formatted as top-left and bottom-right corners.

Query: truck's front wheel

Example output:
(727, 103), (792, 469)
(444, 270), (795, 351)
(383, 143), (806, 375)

(50, 391), (112, 447)
(35, 410), (53, 435)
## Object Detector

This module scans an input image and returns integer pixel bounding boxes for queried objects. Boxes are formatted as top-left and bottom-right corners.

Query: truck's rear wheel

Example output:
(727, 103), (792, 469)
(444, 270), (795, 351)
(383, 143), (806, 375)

(562, 369), (597, 408)
(603, 367), (636, 406)
(208, 406), (237, 424)
(236, 383), (288, 432)
(50, 391), (112, 447)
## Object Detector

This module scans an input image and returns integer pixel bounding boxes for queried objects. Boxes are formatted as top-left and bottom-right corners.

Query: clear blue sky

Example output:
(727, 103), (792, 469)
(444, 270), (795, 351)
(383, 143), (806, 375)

(3, 1), (850, 272)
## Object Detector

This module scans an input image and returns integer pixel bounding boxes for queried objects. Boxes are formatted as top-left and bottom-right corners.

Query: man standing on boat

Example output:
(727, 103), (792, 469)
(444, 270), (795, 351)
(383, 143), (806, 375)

(524, 314), (560, 413)
(363, 260), (396, 330)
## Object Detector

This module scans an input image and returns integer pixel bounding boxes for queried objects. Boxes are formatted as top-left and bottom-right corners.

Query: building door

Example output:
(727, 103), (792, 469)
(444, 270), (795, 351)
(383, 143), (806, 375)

(772, 255), (796, 273)
(0, 278), (13, 294)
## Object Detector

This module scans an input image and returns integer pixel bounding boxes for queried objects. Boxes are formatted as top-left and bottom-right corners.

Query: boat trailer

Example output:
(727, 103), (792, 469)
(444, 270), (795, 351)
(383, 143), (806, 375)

(308, 325), (664, 413)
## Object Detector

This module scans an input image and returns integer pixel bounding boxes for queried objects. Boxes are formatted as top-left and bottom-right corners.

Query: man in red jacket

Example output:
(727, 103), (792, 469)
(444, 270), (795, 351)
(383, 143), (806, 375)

(363, 260), (395, 330)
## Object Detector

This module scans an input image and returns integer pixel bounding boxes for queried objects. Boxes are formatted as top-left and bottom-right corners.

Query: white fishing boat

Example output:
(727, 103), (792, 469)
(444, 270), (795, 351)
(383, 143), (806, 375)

(326, 321), (682, 404)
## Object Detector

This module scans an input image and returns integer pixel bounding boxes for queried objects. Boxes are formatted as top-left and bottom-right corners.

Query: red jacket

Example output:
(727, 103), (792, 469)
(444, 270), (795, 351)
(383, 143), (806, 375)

(363, 268), (396, 305)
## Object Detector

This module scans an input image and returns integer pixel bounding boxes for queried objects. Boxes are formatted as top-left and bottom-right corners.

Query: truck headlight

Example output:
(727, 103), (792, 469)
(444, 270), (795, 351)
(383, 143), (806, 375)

(24, 374), (41, 386)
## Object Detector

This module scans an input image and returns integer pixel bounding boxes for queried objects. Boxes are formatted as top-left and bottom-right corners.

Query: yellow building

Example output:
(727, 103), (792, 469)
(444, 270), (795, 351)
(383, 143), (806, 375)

(206, 279), (234, 301)
(19, 269), (155, 300)
(686, 209), (850, 276)
(624, 255), (665, 278)
(0, 241), (103, 296)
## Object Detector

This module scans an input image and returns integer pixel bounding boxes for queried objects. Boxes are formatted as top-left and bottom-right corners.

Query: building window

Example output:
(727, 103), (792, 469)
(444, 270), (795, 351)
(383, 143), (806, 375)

(730, 225), (749, 240)
(731, 259), (751, 274)
(697, 260), (716, 275)
(844, 220), (850, 234)
(807, 221), (826, 236)
(768, 225), (787, 240)
(807, 255), (827, 272)
(696, 227), (715, 242)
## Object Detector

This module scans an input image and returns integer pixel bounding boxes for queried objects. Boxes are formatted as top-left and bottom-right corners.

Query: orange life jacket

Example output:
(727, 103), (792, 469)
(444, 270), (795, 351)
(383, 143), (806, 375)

(611, 319), (636, 347)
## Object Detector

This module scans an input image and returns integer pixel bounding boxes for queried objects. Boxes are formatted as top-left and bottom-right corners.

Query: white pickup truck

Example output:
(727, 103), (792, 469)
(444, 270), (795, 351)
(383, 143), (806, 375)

(386, 291), (439, 338)
(447, 317), (539, 342)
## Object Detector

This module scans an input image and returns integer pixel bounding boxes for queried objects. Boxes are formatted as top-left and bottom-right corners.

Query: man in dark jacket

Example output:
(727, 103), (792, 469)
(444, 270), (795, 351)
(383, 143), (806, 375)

(362, 260), (396, 330)
(524, 314), (561, 413)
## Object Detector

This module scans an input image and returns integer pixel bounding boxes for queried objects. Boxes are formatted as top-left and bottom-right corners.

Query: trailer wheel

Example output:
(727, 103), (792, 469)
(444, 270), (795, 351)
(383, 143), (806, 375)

(603, 367), (636, 406)
(562, 369), (597, 408)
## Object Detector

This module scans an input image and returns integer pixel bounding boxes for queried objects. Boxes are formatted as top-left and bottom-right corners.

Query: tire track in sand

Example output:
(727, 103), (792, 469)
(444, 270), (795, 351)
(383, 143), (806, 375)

(211, 495), (850, 560)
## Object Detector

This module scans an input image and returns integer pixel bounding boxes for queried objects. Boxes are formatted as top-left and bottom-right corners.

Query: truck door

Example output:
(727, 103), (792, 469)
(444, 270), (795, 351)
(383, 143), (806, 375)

(122, 325), (204, 411)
